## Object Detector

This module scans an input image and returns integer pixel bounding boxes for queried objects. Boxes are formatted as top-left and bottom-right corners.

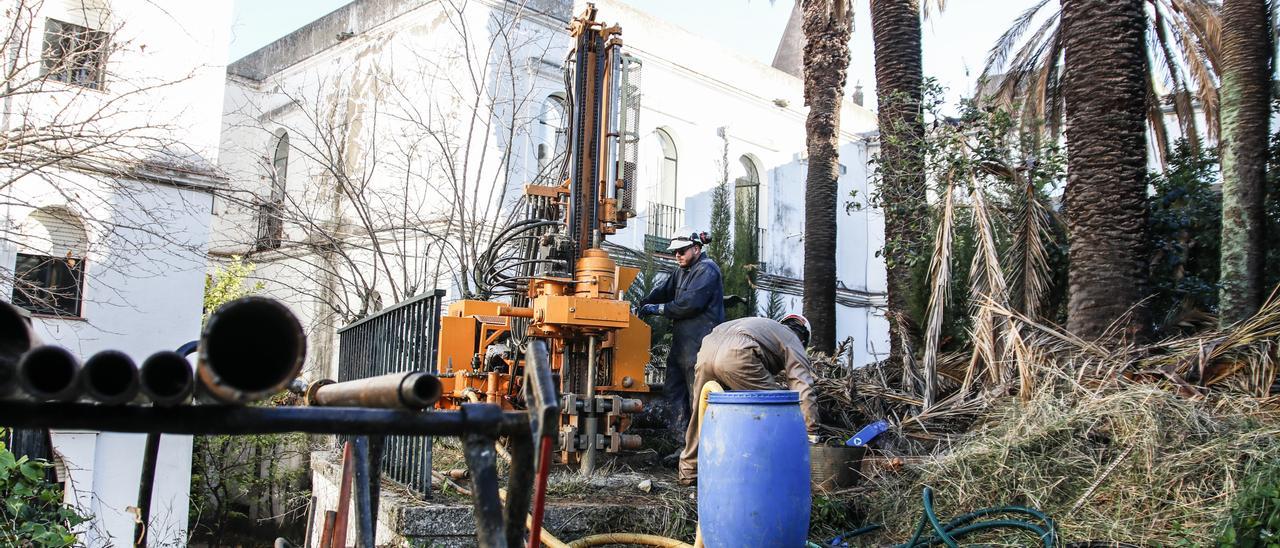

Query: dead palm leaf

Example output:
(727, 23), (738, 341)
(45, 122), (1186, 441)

(922, 177), (956, 409)
(966, 176), (1011, 391)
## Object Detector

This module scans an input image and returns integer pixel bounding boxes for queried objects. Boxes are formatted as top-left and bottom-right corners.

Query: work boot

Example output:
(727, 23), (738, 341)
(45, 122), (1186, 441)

(662, 451), (680, 468)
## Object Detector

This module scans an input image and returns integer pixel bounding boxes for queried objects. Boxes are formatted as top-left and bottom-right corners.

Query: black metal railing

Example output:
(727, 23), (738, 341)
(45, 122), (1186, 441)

(254, 201), (283, 251)
(336, 289), (445, 495)
(756, 227), (768, 273)
(645, 201), (683, 252)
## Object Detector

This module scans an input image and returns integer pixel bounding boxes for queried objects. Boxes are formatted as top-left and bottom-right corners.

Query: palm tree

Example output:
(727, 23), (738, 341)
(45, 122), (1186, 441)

(871, 0), (933, 367)
(1061, 0), (1151, 340)
(1217, 0), (1273, 325)
(801, 0), (853, 354)
(982, 0), (1221, 165)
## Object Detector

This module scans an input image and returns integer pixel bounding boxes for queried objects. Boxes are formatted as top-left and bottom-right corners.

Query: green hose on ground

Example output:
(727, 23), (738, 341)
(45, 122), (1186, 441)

(816, 486), (1057, 548)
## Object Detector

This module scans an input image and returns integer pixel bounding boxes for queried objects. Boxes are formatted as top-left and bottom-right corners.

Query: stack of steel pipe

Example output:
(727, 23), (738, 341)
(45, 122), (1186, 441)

(0, 297), (307, 406)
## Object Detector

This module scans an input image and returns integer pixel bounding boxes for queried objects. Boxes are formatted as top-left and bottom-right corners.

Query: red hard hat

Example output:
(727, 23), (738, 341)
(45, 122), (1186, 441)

(780, 314), (810, 346)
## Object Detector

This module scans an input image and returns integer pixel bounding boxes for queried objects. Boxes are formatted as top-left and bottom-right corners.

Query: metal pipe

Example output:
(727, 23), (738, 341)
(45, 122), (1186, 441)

(0, 301), (39, 397)
(133, 432), (161, 548)
(198, 297), (306, 404)
(139, 351), (194, 406)
(332, 441), (354, 548)
(82, 350), (140, 405)
(0, 401), (529, 437)
(306, 372), (442, 409)
(604, 43), (622, 205)
(464, 431), (504, 548)
(580, 335), (598, 475)
(352, 436), (375, 548)
(18, 345), (81, 401)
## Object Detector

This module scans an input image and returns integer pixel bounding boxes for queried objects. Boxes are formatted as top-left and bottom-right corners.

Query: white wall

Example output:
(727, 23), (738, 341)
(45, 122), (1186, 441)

(0, 1), (232, 546)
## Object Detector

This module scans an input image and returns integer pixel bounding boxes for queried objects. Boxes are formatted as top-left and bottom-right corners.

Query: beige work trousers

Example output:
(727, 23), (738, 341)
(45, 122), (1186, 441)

(677, 334), (783, 485)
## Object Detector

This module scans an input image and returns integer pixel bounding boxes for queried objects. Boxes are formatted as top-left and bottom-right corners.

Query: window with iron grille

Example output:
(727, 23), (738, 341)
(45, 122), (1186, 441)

(255, 131), (289, 251)
(42, 19), (109, 90)
(12, 253), (85, 317)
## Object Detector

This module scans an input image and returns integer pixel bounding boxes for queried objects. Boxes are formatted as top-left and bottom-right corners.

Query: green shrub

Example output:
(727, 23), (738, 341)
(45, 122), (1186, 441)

(1218, 459), (1280, 547)
(0, 433), (87, 547)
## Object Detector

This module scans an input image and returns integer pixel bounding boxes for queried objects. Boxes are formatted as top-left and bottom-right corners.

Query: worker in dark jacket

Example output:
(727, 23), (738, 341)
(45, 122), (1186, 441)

(638, 232), (725, 442)
(677, 314), (819, 485)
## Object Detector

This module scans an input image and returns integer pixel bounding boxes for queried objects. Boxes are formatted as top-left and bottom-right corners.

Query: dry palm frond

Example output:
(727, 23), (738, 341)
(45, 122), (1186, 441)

(1006, 171), (1054, 320)
(965, 178), (1011, 391)
(921, 180), (956, 409)
(979, 0), (1221, 161)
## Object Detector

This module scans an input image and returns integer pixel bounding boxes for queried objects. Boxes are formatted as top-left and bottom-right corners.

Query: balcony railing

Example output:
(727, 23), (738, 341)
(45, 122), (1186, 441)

(645, 201), (684, 253)
(254, 201), (283, 251)
(336, 289), (445, 495)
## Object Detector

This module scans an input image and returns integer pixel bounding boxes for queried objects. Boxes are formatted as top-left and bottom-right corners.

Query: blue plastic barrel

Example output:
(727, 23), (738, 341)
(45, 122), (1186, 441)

(698, 390), (810, 547)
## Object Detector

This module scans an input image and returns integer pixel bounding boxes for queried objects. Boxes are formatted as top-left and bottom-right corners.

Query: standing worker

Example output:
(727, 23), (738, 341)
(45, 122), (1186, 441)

(637, 232), (725, 457)
(677, 314), (819, 485)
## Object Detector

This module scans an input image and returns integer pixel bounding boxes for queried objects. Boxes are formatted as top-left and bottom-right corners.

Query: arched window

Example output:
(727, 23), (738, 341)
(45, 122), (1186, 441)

(13, 207), (88, 316)
(735, 155), (762, 269)
(645, 128), (681, 245)
(257, 130), (288, 250)
(536, 94), (567, 176)
(656, 128), (678, 206)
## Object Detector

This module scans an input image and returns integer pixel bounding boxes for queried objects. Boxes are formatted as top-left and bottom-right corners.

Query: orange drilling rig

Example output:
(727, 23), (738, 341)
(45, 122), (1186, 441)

(432, 4), (648, 474)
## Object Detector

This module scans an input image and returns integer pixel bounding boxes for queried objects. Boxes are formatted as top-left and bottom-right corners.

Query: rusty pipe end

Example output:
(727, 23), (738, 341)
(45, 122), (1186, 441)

(398, 372), (443, 409)
(82, 350), (140, 405)
(18, 345), (81, 401)
(198, 297), (306, 404)
(304, 378), (335, 406)
(140, 351), (194, 406)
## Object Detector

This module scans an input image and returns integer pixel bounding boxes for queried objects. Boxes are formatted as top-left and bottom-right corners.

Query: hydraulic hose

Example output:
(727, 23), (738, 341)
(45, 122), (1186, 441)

(567, 534), (693, 547)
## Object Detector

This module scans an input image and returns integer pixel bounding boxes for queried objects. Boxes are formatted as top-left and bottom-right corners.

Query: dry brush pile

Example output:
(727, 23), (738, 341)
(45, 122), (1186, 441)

(808, 295), (1280, 545)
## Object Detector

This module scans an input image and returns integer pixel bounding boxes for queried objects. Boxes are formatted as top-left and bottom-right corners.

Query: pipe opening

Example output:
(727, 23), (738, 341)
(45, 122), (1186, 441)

(141, 352), (193, 399)
(85, 351), (136, 398)
(21, 346), (78, 396)
(204, 298), (303, 393)
(0, 303), (34, 368)
(409, 373), (444, 406)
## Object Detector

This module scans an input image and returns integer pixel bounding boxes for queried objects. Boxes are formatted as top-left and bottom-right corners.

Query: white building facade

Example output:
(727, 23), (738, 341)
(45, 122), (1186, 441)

(211, 0), (889, 381)
(0, 1), (232, 545)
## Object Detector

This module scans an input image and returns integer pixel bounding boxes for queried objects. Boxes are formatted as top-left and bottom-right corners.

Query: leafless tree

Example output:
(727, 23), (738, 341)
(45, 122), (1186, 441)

(1, 0), (216, 315)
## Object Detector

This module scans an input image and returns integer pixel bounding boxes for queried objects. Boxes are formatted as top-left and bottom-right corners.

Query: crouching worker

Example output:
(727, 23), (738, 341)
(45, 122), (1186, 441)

(677, 314), (819, 486)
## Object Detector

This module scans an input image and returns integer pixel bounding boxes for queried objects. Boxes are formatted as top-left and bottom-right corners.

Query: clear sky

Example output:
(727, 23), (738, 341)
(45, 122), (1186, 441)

(229, 0), (1033, 110)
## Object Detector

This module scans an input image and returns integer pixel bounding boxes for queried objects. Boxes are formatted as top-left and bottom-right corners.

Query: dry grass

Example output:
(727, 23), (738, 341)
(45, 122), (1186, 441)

(804, 291), (1280, 545)
(858, 382), (1280, 545)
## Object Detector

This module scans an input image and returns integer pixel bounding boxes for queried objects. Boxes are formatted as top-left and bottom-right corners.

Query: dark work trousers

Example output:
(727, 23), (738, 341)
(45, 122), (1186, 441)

(663, 333), (701, 440)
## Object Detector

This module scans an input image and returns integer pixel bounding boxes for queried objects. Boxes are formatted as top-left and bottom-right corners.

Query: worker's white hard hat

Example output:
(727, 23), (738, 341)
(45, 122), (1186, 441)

(666, 231), (710, 252)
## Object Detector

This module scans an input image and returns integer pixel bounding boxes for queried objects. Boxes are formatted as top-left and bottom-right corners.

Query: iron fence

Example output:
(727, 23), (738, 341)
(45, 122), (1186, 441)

(336, 289), (445, 496)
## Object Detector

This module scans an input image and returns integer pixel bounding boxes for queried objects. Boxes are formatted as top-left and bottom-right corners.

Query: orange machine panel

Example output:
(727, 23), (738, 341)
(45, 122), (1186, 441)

(437, 314), (478, 375)
(533, 295), (630, 329)
(599, 314), (650, 392)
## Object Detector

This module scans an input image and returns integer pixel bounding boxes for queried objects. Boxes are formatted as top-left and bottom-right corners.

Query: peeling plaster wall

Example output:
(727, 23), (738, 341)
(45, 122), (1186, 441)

(213, 0), (890, 369)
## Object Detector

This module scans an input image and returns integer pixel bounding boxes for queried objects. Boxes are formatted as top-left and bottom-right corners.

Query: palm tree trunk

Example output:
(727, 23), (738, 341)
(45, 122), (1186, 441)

(872, 0), (929, 364)
(801, 0), (853, 354)
(1061, 0), (1150, 341)
(1218, 0), (1272, 325)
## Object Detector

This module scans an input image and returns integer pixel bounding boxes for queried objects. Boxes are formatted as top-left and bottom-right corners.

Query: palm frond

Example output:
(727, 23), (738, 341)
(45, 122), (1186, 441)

(921, 178), (956, 409)
(965, 177), (1011, 390)
(1006, 171), (1054, 321)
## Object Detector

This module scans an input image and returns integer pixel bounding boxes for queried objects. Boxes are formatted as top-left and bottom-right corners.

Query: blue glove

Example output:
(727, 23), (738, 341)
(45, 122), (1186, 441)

(638, 304), (661, 317)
